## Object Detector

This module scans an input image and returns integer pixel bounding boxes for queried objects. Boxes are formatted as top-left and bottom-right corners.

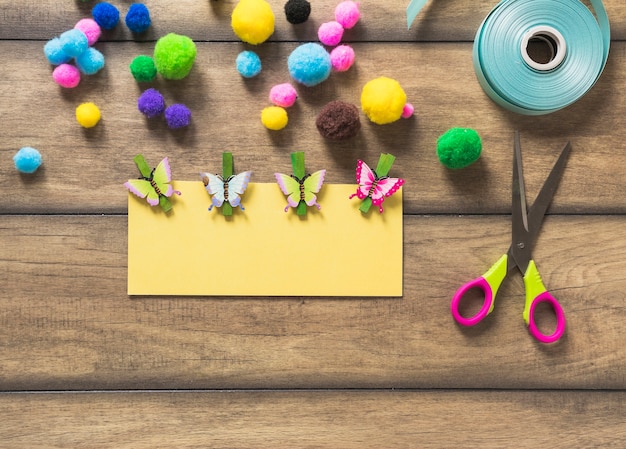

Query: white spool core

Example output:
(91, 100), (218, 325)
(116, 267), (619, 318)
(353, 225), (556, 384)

(521, 26), (566, 71)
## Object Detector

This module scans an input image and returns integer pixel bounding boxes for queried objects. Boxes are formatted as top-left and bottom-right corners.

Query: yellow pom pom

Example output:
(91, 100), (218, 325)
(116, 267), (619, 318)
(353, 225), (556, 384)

(360, 77), (407, 125)
(75, 102), (101, 128)
(231, 0), (275, 45)
(261, 106), (288, 130)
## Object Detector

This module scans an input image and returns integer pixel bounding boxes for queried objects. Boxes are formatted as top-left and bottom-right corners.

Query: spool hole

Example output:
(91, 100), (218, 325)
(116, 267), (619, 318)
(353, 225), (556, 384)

(521, 26), (566, 71)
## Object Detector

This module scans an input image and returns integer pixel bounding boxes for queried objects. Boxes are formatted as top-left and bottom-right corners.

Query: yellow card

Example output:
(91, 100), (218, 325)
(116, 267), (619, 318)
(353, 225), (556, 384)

(128, 182), (403, 296)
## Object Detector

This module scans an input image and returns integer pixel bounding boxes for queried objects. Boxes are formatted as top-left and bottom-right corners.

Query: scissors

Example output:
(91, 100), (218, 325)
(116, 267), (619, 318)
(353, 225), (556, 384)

(450, 131), (571, 343)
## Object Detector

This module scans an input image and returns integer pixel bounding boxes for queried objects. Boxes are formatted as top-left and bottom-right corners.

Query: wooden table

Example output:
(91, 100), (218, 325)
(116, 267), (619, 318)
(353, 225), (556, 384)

(2, 0), (625, 446)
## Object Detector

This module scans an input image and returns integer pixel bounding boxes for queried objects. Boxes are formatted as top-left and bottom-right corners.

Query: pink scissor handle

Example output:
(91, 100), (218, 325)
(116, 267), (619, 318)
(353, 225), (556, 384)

(451, 254), (508, 327)
(451, 277), (495, 326)
(526, 291), (566, 344)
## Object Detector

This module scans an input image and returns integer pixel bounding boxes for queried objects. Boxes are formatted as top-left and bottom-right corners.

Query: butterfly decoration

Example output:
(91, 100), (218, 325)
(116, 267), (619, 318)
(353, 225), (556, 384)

(200, 171), (252, 211)
(349, 159), (404, 213)
(125, 156), (181, 211)
(275, 170), (326, 212)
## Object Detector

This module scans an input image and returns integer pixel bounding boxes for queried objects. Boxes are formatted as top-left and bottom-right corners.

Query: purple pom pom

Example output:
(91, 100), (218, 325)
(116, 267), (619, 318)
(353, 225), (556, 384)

(165, 104), (192, 129)
(137, 88), (165, 118)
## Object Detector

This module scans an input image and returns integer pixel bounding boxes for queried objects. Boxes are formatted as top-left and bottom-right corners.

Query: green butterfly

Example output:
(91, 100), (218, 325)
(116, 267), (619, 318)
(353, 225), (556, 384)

(125, 157), (181, 207)
(274, 170), (326, 212)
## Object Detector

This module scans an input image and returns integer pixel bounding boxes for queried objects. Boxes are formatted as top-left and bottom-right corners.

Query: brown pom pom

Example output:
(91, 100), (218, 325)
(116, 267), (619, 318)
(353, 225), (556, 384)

(315, 101), (361, 141)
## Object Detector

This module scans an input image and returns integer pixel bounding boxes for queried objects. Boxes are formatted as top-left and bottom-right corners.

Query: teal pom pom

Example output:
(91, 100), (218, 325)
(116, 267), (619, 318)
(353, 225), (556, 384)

(236, 51), (262, 78)
(59, 29), (88, 58)
(437, 128), (482, 169)
(288, 43), (331, 87)
(13, 147), (42, 174)
(75, 47), (105, 75)
(44, 38), (70, 65)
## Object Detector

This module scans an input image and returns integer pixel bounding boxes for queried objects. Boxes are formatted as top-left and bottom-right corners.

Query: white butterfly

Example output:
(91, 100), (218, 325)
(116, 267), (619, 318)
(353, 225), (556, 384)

(200, 171), (252, 211)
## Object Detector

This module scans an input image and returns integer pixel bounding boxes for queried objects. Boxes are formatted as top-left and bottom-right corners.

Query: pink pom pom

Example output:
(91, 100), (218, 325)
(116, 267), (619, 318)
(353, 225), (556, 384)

(335, 1), (360, 29)
(269, 83), (298, 107)
(330, 45), (355, 72)
(52, 63), (81, 88)
(402, 103), (415, 119)
(318, 21), (344, 47)
(74, 18), (102, 46)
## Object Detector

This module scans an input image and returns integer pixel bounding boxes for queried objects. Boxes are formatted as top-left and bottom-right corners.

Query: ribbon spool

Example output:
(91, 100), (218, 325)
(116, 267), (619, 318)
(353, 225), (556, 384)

(473, 0), (610, 115)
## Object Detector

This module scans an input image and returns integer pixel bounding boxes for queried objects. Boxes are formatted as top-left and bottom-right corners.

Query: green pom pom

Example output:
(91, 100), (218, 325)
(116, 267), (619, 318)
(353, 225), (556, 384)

(436, 127), (482, 169)
(153, 33), (197, 80)
(129, 55), (157, 82)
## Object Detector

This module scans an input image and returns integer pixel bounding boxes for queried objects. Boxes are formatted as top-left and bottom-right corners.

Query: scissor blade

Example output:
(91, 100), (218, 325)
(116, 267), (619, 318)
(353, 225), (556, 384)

(511, 132), (532, 273)
(526, 141), (572, 242)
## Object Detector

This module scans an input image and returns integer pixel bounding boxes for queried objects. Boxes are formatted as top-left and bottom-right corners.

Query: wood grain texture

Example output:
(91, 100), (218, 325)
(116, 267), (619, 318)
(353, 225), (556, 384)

(1, 390), (626, 449)
(2, 215), (625, 390)
(1, 0), (625, 42)
(1, 40), (624, 214)
(1, 0), (625, 445)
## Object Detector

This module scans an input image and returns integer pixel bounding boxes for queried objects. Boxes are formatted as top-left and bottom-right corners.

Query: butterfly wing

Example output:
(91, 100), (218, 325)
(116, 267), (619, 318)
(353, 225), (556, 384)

(275, 173), (302, 210)
(226, 171), (252, 208)
(151, 157), (175, 197)
(200, 172), (225, 209)
(302, 169), (326, 208)
(125, 179), (160, 206)
(352, 160), (376, 200)
(370, 177), (405, 213)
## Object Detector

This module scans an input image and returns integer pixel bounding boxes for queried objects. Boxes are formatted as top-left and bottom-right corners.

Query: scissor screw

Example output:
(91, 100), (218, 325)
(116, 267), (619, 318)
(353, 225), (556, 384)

(517, 242), (525, 249)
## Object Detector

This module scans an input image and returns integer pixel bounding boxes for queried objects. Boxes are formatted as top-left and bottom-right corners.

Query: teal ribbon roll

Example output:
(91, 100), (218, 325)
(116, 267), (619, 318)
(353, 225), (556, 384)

(473, 0), (610, 115)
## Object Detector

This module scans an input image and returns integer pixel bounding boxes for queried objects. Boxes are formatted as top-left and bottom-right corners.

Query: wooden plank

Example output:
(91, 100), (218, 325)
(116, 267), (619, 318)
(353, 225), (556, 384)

(1, 0), (624, 42)
(1, 40), (623, 214)
(1, 214), (625, 390)
(1, 390), (625, 448)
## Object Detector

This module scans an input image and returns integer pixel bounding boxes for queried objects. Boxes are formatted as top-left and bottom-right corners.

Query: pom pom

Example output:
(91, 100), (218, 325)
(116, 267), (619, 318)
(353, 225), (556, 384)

(360, 77), (408, 125)
(436, 128), (482, 169)
(129, 55), (157, 82)
(231, 0), (275, 45)
(284, 0), (311, 24)
(153, 33), (197, 80)
(13, 147), (42, 174)
(137, 88), (166, 118)
(59, 29), (89, 58)
(402, 103), (415, 119)
(44, 38), (71, 65)
(75, 47), (105, 75)
(236, 50), (262, 78)
(92, 2), (120, 30)
(125, 3), (151, 33)
(287, 43), (332, 87)
(315, 100), (361, 141)
(318, 21), (344, 47)
(165, 104), (192, 129)
(269, 83), (298, 107)
(335, 1), (360, 29)
(52, 63), (81, 88)
(76, 102), (101, 128)
(261, 106), (288, 130)
(74, 18), (101, 46)
(330, 45), (355, 72)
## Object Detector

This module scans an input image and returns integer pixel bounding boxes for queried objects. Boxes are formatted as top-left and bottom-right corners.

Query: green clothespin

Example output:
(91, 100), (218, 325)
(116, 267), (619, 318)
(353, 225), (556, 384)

(221, 152), (234, 216)
(352, 153), (403, 214)
(132, 154), (174, 213)
(291, 152), (308, 216)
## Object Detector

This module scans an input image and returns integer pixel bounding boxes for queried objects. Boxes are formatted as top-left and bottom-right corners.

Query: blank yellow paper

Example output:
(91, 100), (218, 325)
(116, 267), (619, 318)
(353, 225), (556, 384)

(128, 182), (403, 296)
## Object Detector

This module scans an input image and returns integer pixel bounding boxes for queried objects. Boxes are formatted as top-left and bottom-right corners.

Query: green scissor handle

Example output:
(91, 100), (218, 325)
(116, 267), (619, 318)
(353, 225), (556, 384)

(523, 260), (566, 343)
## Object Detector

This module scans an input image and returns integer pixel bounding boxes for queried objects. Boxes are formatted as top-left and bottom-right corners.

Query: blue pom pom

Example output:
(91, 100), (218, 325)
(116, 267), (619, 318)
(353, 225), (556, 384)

(75, 47), (105, 75)
(236, 51), (262, 78)
(13, 147), (42, 174)
(92, 2), (120, 30)
(44, 38), (70, 65)
(59, 29), (89, 58)
(287, 43), (332, 87)
(125, 3), (151, 33)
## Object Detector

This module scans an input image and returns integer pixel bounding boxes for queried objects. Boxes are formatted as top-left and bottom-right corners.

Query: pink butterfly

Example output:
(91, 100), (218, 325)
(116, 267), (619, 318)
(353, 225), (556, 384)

(349, 159), (404, 213)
